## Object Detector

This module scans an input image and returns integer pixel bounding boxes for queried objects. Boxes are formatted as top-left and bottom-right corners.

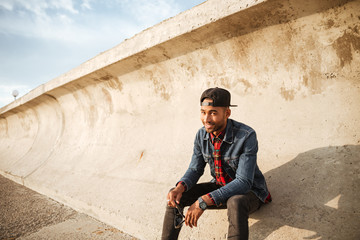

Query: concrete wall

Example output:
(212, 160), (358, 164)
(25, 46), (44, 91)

(1, 0), (359, 239)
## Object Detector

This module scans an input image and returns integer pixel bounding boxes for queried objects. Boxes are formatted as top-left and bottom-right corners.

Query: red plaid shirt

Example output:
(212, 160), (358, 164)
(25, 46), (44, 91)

(208, 131), (272, 204)
(210, 131), (232, 186)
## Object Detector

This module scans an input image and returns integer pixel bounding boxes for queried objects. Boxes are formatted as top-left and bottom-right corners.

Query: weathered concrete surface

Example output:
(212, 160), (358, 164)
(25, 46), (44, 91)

(0, 0), (360, 239)
(0, 175), (137, 240)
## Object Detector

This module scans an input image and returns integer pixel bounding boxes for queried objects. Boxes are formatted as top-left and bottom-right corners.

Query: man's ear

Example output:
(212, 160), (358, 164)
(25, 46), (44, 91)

(225, 108), (231, 118)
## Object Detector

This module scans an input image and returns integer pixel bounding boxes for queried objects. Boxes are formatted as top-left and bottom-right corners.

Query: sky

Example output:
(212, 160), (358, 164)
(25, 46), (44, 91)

(0, 0), (205, 108)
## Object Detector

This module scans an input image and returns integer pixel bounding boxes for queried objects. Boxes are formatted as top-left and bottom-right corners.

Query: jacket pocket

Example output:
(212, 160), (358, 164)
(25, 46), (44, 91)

(202, 153), (212, 163)
(224, 156), (239, 171)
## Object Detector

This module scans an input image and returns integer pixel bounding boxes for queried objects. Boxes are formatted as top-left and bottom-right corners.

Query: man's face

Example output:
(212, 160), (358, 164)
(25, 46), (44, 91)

(200, 98), (231, 135)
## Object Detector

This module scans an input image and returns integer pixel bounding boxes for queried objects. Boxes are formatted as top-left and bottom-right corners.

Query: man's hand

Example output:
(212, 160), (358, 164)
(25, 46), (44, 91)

(185, 200), (204, 228)
(167, 184), (185, 208)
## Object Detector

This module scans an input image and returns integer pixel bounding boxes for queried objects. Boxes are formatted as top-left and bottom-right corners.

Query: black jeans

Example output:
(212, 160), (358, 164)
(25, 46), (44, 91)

(161, 182), (261, 240)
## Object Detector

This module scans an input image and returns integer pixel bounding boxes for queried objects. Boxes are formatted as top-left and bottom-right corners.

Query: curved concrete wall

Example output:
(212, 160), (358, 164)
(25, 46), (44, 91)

(1, 0), (359, 239)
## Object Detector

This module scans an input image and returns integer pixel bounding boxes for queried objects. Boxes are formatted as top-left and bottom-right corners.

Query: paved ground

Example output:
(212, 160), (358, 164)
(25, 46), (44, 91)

(0, 175), (138, 240)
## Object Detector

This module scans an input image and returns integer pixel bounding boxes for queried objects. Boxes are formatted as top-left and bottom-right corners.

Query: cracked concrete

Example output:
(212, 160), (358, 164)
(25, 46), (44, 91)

(0, 175), (137, 240)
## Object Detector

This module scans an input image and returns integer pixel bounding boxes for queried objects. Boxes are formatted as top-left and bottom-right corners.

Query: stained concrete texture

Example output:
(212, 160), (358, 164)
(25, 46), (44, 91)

(0, 175), (137, 240)
(247, 145), (360, 240)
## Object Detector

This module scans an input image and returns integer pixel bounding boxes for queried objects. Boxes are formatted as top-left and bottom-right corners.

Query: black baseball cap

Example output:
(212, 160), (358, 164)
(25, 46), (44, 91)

(200, 87), (237, 107)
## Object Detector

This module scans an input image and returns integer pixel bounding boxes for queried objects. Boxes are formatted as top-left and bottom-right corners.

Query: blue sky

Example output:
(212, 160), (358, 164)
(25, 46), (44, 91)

(0, 0), (205, 107)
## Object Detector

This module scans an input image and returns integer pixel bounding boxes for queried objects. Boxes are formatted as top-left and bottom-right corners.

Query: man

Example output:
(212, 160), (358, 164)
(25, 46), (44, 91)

(161, 87), (271, 240)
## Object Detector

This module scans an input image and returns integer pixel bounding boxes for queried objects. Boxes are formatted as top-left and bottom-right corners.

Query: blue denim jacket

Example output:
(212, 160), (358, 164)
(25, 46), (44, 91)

(179, 119), (269, 206)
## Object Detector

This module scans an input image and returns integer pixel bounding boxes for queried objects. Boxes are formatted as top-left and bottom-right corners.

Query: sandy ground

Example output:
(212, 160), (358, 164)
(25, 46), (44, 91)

(0, 175), (138, 240)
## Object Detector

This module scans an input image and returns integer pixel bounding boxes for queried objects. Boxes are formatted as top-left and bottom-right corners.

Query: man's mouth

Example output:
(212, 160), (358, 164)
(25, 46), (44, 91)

(205, 123), (214, 128)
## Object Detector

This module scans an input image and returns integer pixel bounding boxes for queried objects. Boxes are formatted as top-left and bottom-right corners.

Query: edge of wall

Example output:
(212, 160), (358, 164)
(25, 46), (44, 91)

(0, 0), (267, 116)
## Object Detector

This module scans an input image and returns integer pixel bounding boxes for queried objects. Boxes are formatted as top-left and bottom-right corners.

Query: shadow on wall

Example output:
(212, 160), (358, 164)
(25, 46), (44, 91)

(251, 145), (360, 240)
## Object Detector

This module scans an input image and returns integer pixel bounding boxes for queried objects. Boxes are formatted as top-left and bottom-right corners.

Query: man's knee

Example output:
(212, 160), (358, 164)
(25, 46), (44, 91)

(227, 195), (250, 213)
(227, 192), (261, 216)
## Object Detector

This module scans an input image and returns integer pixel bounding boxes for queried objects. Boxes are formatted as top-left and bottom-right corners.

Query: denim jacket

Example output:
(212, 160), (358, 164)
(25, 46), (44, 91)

(179, 119), (269, 206)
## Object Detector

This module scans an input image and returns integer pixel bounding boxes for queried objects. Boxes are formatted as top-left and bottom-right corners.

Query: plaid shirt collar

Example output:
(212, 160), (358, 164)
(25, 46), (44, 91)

(210, 130), (225, 144)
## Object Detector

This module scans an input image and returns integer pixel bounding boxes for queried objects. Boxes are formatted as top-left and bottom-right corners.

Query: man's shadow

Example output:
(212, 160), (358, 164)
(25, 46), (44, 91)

(250, 145), (360, 239)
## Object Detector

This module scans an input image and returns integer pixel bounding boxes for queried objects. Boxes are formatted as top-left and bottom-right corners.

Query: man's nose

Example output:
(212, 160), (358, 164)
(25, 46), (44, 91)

(204, 113), (211, 122)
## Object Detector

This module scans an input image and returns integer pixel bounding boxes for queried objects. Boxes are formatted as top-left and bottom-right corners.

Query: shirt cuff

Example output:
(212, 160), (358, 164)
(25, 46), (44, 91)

(206, 193), (215, 205)
(176, 181), (187, 191)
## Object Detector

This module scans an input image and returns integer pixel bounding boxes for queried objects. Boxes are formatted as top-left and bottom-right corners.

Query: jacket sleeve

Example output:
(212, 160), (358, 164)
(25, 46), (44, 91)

(177, 130), (206, 191)
(209, 131), (258, 206)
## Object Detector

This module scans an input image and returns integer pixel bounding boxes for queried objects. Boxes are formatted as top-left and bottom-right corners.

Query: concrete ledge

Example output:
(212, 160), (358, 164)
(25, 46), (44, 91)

(1, 0), (359, 239)
(1, 0), (264, 115)
(1, 0), (352, 115)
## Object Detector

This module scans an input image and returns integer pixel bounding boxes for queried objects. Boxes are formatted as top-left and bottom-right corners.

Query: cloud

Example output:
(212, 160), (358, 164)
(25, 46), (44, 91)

(51, 0), (79, 14)
(124, 0), (180, 24)
(0, 0), (79, 15)
(0, 1), (14, 11)
(57, 13), (73, 24)
(81, 0), (92, 10)
(0, 0), (205, 108)
(0, 0), (84, 41)
(0, 0), (176, 45)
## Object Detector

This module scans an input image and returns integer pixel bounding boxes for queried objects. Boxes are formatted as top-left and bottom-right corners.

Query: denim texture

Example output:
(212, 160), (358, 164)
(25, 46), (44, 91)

(178, 119), (269, 206)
